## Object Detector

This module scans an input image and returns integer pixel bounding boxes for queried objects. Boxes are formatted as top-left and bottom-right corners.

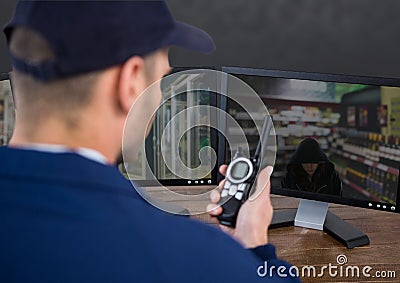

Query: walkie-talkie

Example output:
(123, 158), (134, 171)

(217, 116), (273, 227)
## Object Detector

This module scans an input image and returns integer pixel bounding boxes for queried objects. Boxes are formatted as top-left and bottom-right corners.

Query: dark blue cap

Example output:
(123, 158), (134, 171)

(3, 1), (215, 81)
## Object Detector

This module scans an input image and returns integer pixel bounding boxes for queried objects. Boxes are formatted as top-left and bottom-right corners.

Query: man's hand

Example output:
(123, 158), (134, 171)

(207, 165), (274, 248)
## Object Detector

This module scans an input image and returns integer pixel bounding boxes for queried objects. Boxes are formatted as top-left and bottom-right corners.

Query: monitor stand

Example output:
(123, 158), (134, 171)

(269, 199), (370, 249)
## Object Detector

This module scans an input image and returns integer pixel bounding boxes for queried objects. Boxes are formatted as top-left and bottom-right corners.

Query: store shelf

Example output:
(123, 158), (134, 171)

(278, 145), (297, 150)
(381, 196), (396, 205)
(273, 116), (317, 122)
(277, 145), (329, 151)
(274, 125), (331, 137)
(331, 148), (399, 177)
(233, 112), (267, 121)
(272, 115), (338, 124)
(342, 178), (382, 202)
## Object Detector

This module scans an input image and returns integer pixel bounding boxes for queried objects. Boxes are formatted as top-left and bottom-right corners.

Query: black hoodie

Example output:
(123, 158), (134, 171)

(281, 138), (342, 196)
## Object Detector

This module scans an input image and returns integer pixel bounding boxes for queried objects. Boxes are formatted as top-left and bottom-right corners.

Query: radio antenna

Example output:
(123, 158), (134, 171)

(253, 115), (273, 161)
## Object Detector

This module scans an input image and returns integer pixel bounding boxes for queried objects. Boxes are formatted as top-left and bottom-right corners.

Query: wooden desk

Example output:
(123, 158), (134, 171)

(148, 186), (399, 282)
(265, 196), (400, 283)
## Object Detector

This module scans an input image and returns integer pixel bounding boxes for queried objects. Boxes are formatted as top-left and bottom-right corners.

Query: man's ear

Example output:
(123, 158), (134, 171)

(117, 56), (145, 114)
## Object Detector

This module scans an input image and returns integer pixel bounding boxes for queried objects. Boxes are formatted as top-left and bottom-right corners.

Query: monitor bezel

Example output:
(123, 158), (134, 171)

(0, 72), (9, 81)
(220, 66), (400, 214)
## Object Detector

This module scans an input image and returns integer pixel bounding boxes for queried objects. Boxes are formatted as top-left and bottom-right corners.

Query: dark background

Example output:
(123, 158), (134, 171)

(0, 0), (16, 73)
(1, 0), (400, 78)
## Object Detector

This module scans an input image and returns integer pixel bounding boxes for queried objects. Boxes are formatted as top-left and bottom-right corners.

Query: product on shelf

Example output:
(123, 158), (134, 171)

(330, 129), (398, 205)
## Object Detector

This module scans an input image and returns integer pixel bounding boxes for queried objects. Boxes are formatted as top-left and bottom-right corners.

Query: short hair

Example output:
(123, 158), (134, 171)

(9, 27), (101, 129)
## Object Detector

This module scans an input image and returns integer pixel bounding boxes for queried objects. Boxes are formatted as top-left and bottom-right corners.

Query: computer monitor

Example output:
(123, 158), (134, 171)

(220, 66), (400, 248)
(0, 73), (15, 145)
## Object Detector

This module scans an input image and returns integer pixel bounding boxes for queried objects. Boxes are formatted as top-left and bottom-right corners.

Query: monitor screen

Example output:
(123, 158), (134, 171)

(120, 68), (221, 186)
(0, 73), (14, 145)
(221, 67), (400, 213)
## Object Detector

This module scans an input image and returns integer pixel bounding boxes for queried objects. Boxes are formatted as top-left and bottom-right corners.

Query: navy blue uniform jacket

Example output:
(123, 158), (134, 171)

(0, 147), (300, 282)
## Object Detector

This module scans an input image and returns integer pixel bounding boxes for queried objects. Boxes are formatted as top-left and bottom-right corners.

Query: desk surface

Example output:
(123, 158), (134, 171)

(148, 186), (400, 282)
(266, 196), (399, 282)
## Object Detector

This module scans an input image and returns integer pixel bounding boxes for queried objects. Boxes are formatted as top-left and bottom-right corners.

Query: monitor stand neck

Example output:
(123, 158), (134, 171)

(270, 199), (370, 249)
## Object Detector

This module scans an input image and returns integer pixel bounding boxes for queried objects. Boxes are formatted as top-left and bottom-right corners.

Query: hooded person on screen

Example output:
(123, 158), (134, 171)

(281, 138), (342, 196)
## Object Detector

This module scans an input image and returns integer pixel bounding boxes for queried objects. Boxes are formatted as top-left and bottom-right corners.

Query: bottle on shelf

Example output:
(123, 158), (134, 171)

(379, 135), (400, 168)
(376, 134), (384, 162)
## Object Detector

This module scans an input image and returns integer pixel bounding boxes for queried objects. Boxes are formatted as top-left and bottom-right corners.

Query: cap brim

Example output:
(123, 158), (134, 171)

(165, 21), (216, 54)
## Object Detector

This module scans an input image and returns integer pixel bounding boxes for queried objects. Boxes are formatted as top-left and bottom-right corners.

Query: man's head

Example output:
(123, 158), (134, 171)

(4, 1), (215, 163)
(9, 26), (102, 131)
